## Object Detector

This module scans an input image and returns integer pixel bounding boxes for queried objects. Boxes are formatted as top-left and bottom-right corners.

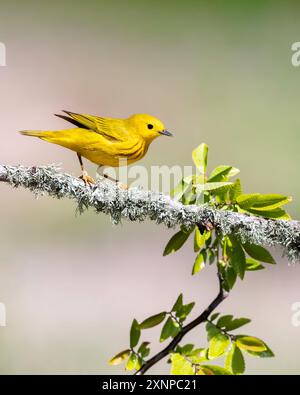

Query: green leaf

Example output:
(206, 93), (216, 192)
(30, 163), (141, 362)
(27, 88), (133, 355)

(236, 194), (260, 209)
(250, 194), (292, 210)
(224, 318), (251, 331)
(243, 243), (275, 264)
(140, 312), (166, 329)
(192, 143), (208, 174)
(182, 302), (195, 319)
(190, 348), (209, 364)
(206, 322), (222, 341)
(192, 250), (206, 275)
(160, 317), (180, 342)
(236, 336), (267, 352)
(208, 166), (232, 182)
(229, 179), (242, 201)
(109, 349), (131, 366)
(245, 342), (274, 358)
(210, 312), (220, 321)
(172, 293), (183, 314)
(170, 353), (194, 375)
(230, 238), (246, 279)
(216, 315), (251, 331)
(137, 342), (150, 358)
(130, 319), (141, 348)
(208, 332), (230, 359)
(196, 181), (233, 193)
(216, 315), (233, 329)
(199, 365), (232, 375)
(135, 355), (143, 371)
(180, 344), (195, 355)
(224, 266), (237, 290)
(245, 258), (265, 271)
(126, 352), (137, 371)
(171, 178), (192, 201)
(225, 343), (245, 375)
(163, 230), (191, 256)
(245, 207), (291, 220)
(194, 227), (206, 252)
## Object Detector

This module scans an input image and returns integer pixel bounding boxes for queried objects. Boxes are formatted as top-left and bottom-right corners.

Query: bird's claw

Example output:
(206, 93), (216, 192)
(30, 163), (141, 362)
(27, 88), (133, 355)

(79, 172), (96, 185)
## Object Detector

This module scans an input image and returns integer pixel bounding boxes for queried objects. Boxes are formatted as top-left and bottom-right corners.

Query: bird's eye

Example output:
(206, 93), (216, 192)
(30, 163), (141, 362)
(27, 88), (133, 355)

(147, 124), (154, 130)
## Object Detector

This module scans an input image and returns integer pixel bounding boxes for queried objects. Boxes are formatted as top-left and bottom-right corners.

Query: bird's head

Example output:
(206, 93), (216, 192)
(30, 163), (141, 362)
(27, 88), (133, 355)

(127, 114), (173, 142)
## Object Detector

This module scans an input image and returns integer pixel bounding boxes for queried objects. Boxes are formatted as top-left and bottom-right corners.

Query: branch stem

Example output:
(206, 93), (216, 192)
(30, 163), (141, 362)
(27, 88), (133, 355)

(135, 271), (228, 375)
(0, 164), (299, 262)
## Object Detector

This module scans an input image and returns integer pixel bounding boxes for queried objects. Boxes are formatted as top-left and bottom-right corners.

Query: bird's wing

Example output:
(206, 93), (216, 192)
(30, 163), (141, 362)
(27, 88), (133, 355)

(60, 111), (129, 142)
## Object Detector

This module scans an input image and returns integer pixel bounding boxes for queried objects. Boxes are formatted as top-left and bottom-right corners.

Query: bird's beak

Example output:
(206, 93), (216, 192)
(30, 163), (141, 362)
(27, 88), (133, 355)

(159, 129), (173, 137)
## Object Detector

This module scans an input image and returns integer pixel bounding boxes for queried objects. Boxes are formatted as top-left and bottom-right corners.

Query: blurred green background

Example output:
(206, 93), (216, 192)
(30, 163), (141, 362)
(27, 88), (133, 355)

(0, 0), (300, 374)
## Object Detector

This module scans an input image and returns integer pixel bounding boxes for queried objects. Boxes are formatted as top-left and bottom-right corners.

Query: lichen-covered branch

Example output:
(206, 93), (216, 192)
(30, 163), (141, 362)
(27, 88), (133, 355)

(1, 164), (300, 262)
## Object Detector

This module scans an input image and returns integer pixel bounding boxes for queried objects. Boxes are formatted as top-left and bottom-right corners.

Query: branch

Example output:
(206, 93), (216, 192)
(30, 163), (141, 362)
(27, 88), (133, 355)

(1, 164), (300, 262)
(135, 270), (229, 375)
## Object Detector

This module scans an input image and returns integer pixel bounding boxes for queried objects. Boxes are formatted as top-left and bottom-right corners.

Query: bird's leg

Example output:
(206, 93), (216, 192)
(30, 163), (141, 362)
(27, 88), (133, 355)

(98, 166), (128, 189)
(77, 153), (95, 185)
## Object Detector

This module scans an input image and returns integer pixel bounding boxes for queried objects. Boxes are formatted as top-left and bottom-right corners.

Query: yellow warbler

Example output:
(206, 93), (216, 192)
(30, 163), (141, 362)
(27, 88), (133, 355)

(20, 111), (173, 184)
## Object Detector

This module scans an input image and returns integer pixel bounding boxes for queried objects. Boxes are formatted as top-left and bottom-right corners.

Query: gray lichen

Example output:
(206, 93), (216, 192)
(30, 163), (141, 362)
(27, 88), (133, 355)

(1, 164), (300, 262)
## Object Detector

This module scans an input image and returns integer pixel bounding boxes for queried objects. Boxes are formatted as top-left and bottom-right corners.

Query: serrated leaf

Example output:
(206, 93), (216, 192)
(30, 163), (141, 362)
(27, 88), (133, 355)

(109, 349), (131, 366)
(243, 243), (275, 264)
(229, 178), (242, 201)
(140, 312), (166, 329)
(130, 319), (141, 348)
(160, 317), (180, 342)
(170, 353), (194, 375)
(192, 250), (206, 275)
(230, 238), (246, 279)
(236, 336), (267, 352)
(250, 194), (292, 210)
(236, 194), (260, 209)
(199, 365), (232, 375)
(163, 230), (191, 256)
(126, 352), (137, 371)
(208, 333), (230, 359)
(225, 343), (245, 375)
(192, 143), (208, 174)
(245, 258), (265, 271)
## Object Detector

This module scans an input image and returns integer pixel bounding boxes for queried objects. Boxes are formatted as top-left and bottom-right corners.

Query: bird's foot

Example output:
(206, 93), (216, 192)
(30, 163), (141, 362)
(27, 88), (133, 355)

(117, 182), (128, 190)
(79, 171), (96, 185)
(102, 174), (128, 190)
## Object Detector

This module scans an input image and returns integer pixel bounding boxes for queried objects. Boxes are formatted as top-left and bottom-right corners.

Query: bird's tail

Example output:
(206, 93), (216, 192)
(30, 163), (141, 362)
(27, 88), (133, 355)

(20, 130), (57, 140)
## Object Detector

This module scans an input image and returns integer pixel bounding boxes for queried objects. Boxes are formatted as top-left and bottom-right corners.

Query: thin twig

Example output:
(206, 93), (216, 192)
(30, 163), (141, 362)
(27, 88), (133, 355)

(135, 270), (228, 375)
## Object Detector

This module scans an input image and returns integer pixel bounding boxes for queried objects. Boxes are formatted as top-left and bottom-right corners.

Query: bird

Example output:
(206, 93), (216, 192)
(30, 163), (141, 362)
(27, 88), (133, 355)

(20, 111), (173, 185)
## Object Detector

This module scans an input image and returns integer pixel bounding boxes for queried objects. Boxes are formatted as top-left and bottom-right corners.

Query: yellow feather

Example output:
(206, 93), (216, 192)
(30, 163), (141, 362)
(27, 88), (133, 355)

(20, 112), (172, 171)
